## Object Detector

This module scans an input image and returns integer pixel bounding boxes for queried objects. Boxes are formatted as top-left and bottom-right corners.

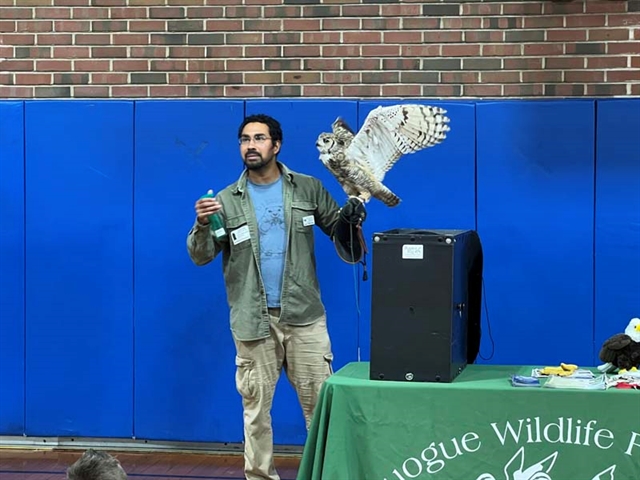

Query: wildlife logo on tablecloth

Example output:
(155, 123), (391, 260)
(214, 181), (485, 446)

(384, 417), (638, 480)
(474, 446), (616, 480)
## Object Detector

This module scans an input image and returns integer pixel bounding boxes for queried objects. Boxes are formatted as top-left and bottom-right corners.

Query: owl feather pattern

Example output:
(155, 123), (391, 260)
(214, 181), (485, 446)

(315, 104), (451, 206)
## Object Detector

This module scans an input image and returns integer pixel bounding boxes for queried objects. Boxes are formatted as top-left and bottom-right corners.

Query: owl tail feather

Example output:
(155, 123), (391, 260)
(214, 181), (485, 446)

(373, 185), (400, 207)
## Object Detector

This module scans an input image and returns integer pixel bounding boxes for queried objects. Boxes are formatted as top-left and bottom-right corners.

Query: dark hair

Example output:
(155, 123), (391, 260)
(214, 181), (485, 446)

(238, 114), (283, 145)
(67, 449), (128, 480)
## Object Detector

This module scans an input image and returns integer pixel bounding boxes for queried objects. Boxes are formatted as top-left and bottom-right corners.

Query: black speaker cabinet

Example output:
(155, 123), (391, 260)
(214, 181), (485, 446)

(369, 229), (483, 383)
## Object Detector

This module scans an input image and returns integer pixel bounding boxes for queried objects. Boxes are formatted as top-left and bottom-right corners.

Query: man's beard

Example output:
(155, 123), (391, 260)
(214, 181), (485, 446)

(243, 151), (272, 170)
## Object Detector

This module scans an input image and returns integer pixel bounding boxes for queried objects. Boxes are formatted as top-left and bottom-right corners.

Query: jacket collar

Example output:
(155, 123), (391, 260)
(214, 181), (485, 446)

(232, 160), (295, 194)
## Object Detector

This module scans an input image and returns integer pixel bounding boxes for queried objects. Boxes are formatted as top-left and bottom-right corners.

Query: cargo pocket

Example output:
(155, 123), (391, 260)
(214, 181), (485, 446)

(235, 355), (256, 400)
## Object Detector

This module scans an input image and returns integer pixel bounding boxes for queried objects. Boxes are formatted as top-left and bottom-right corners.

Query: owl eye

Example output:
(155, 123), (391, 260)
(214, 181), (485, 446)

(323, 139), (329, 143)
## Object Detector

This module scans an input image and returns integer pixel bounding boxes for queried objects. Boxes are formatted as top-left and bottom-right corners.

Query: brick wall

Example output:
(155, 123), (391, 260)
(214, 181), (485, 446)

(1, 0), (639, 99)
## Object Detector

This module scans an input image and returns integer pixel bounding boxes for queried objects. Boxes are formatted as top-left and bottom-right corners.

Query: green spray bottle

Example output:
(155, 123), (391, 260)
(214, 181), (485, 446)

(200, 189), (227, 239)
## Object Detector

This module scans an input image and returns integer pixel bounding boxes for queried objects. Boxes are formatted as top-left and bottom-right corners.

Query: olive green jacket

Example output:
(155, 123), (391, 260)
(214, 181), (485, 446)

(186, 162), (342, 341)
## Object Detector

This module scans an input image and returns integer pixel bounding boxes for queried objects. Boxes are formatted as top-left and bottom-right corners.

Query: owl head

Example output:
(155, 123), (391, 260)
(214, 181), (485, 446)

(315, 132), (340, 155)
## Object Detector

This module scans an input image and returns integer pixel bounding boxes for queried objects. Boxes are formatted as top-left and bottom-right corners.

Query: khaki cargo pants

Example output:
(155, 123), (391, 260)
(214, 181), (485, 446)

(233, 310), (334, 480)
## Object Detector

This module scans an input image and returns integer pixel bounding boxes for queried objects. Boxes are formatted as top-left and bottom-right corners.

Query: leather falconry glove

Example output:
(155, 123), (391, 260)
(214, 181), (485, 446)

(333, 196), (367, 265)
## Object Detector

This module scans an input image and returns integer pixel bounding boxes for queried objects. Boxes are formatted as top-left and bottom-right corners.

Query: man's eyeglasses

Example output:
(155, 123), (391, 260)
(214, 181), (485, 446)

(239, 134), (271, 146)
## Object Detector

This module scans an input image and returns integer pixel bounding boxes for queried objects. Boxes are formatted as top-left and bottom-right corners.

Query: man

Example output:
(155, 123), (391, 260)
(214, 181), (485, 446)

(186, 114), (365, 480)
(66, 449), (128, 480)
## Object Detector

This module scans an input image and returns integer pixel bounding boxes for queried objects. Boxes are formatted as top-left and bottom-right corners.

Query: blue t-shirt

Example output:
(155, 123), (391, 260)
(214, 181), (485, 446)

(247, 176), (286, 308)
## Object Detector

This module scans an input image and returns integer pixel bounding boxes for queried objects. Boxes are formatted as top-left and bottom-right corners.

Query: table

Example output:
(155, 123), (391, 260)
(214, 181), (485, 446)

(298, 362), (640, 480)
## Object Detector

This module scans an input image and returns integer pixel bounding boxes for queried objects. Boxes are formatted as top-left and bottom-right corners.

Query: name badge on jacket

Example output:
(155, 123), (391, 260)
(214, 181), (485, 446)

(231, 225), (251, 245)
(302, 215), (315, 227)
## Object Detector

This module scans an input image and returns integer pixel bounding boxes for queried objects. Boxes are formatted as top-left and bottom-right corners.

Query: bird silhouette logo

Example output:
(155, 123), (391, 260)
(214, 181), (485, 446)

(474, 446), (616, 480)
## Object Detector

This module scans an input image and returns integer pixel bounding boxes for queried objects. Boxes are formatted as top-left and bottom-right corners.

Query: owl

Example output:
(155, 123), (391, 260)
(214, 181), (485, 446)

(315, 104), (450, 207)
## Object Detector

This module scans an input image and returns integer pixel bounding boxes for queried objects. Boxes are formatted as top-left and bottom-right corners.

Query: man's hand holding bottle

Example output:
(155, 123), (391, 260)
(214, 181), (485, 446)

(195, 190), (227, 239)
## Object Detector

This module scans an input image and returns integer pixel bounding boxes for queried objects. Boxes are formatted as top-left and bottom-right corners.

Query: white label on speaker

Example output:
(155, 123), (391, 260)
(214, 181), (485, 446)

(402, 244), (424, 260)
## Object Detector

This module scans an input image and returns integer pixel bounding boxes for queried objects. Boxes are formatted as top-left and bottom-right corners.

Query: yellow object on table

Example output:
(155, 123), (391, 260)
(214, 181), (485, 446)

(539, 363), (579, 376)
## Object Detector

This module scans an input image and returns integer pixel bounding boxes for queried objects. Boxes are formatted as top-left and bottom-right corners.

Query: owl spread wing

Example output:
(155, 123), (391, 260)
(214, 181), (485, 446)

(345, 104), (450, 182)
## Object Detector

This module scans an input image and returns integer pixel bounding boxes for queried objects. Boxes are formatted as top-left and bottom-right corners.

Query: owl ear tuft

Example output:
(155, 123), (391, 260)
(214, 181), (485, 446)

(332, 117), (355, 135)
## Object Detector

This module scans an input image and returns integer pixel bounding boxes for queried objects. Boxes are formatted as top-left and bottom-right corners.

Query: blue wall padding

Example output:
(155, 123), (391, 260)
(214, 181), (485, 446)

(0, 98), (638, 444)
(594, 99), (640, 357)
(24, 101), (135, 437)
(355, 100), (478, 362)
(0, 101), (25, 434)
(245, 99), (360, 445)
(476, 100), (596, 366)
(133, 100), (247, 442)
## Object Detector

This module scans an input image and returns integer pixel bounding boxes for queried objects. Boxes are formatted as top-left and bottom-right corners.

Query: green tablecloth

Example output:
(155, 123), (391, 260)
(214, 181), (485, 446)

(298, 362), (640, 480)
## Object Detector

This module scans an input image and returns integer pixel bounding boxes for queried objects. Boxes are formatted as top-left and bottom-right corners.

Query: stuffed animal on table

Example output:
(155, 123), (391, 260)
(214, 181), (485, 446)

(598, 317), (640, 374)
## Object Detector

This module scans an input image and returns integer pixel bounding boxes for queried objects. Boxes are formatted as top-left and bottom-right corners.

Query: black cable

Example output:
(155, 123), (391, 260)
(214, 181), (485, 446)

(478, 275), (495, 361)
